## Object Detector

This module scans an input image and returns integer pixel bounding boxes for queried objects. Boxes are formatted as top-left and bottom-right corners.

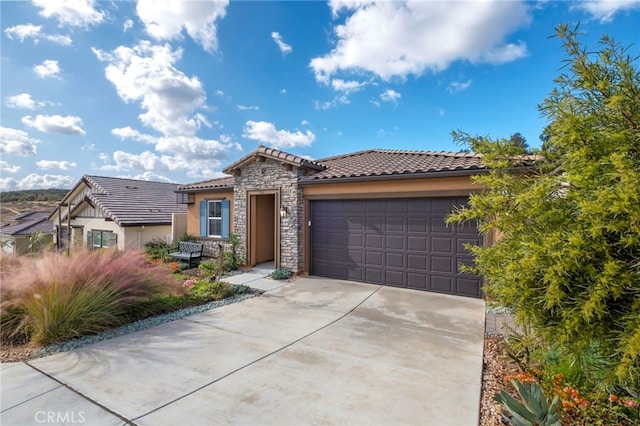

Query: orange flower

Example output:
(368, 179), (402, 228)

(608, 394), (619, 403)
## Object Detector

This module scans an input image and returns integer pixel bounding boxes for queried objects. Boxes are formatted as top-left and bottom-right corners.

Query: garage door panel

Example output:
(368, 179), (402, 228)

(385, 270), (405, 286)
(386, 252), (404, 268)
(430, 217), (452, 234)
(407, 273), (427, 290)
(365, 268), (383, 284)
(431, 237), (452, 254)
(365, 250), (383, 266)
(407, 254), (427, 269)
(311, 199), (482, 298)
(407, 217), (428, 232)
(386, 235), (404, 250)
(366, 234), (383, 248)
(407, 236), (427, 251)
(431, 256), (453, 273)
(431, 275), (453, 293)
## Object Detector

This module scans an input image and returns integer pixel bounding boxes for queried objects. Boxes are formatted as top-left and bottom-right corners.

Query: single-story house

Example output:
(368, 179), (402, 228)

(49, 175), (187, 251)
(0, 211), (54, 255)
(176, 145), (488, 298)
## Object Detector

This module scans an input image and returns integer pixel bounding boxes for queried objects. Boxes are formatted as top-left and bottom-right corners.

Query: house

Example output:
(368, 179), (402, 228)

(0, 211), (54, 255)
(49, 175), (187, 251)
(176, 145), (488, 298)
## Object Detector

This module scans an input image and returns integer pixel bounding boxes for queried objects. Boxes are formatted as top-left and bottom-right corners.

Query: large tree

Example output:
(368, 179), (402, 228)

(448, 25), (640, 389)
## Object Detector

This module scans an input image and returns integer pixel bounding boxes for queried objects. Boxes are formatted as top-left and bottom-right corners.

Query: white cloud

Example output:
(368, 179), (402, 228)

(32, 0), (105, 28)
(123, 171), (175, 183)
(22, 115), (86, 135)
(237, 104), (259, 111)
(4, 23), (40, 41)
(331, 78), (366, 92)
(5, 93), (46, 109)
(271, 31), (292, 55)
(136, 0), (229, 52)
(0, 173), (74, 190)
(0, 161), (21, 173)
(573, 0), (640, 22)
(280, 89), (287, 94)
(33, 60), (61, 78)
(109, 128), (240, 178)
(310, 0), (530, 83)
(0, 127), (39, 156)
(243, 120), (315, 149)
(301, 120), (309, 125)
(4, 24), (72, 45)
(93, 41), (208, 137)
(215, 90), (224, 96)
(36, 160), (77, 170)
(111, 126), (157, 144)
(447, 79), (473, 94)
(123, 19), (134, 32)
(380, 89), (401, 103)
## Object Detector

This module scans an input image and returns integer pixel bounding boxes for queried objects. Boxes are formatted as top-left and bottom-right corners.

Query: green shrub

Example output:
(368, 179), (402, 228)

(144, 238), (173, 261)
(189, 280), (234, 300)
(0, 248), (181, 345)
(223, 233), (243, 271)
(271, 268), (292, 280)
(198, 259), (221, 278)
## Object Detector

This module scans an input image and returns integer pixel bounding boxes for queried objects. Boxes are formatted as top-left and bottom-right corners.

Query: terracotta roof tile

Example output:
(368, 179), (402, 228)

(176, 176), (234, 192)
(223, 145), (325, 174)
(303, 149), (485, 181)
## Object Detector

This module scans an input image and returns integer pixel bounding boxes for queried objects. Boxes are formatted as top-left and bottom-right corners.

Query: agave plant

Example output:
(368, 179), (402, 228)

(495, 379), (561, 426)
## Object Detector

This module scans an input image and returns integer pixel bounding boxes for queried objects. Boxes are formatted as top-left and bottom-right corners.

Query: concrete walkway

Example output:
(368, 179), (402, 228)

(1, 278), (485, 426)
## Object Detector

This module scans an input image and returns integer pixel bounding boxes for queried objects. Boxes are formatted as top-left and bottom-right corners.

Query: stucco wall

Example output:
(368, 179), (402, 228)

(185, 191), (234, 236)
(302, 175), (480, 198)
(123, 225), (172, 251)
(234, 158), (306, 272)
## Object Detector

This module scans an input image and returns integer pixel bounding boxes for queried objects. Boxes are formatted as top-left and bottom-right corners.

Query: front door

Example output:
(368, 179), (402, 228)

(248, 192), (278, 267)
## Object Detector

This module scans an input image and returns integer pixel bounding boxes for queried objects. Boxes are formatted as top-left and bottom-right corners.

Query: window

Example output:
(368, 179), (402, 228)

(208, 200), (222, 237)
(87, 230), (117, 250)
(200, 199), (230, 238)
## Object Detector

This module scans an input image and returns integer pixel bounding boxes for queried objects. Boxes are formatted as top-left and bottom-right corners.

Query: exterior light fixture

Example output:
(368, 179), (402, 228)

(280, 206), (288, 218)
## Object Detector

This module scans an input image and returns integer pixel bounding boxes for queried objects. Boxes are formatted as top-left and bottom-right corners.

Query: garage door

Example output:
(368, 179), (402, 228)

(311, 198), (482, 298)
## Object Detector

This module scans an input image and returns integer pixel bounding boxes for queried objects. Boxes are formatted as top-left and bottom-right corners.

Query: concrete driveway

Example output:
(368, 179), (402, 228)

(1, 277), (485, 426)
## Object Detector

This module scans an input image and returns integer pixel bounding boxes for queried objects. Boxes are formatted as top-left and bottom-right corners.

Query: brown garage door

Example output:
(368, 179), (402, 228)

(311, 198), (482, 298)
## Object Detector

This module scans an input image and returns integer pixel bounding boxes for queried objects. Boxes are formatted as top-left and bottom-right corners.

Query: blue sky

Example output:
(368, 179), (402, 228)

(1, 1), (639, 190)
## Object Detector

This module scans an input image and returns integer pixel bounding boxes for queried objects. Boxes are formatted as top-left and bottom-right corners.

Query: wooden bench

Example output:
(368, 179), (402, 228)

(167, 242), (204, 268)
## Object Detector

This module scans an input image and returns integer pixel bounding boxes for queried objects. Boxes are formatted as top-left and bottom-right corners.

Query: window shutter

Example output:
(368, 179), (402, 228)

(200, 200), (207, 237)
(221, 200), (230, 239)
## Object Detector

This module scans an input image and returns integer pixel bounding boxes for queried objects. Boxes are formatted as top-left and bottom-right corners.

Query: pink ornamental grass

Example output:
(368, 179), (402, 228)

(0, 248), (182, 345)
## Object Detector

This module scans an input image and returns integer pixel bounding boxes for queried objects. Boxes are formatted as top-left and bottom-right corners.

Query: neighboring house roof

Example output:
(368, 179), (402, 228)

(302, 149), (486, 182)
(7, 211), (52, 222)
(223, 145), (326, 174)
(176, 176), (234, 193)
(0, 212), (54, 236)
(53, 175), (186, 226)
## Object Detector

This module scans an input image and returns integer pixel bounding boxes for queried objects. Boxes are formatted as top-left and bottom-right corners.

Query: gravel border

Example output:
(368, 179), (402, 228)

(30, 290), (261, 360)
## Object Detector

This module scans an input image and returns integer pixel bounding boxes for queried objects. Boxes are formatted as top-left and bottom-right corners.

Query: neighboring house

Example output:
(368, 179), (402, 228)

(0, 211), (54, 255)
(176, 145), (488, 298)
(49, 175), (187, 251)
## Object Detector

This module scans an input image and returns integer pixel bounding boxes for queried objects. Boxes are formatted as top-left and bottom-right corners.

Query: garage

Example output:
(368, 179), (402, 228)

(310, 197), (482, 298)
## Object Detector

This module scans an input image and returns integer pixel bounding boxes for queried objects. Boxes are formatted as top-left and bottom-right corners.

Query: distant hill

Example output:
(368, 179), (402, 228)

(0, 189), (69, 203)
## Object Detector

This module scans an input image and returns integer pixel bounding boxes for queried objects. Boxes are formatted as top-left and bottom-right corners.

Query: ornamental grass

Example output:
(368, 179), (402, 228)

(0, 248), (182, 346)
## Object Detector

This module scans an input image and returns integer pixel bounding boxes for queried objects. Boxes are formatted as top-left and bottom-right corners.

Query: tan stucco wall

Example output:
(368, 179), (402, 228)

(302, 175), (481, 198)
(185, 191), (234, 237)
(123, 225), (173, 251)
(69, 218), (124, 249)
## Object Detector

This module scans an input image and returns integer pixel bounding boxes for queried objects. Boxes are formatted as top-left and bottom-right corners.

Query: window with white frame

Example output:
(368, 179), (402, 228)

(87, 230), (117, 250)
(208, 200), (222, 237)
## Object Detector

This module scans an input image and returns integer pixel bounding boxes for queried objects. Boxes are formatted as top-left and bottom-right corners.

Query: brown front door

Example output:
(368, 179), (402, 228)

(248, 193), (276, 266)
(310, 198), (482, 298)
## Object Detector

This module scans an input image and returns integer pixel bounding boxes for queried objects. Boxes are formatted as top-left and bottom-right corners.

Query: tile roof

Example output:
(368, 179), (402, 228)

(303, 149), (486, 182)
(1, 213), (54, 236)
(176, 176), (234, 192)
(223, 145), (326, 174)
(75, 176), (186, 226)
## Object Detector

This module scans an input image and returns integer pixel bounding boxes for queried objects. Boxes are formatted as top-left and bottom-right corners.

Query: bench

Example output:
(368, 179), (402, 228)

(167, 242), (204, 268)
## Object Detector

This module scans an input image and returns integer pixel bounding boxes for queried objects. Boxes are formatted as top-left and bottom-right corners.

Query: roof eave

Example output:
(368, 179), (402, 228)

(175, 185), (234, 194)
(299, 168), (488, 185)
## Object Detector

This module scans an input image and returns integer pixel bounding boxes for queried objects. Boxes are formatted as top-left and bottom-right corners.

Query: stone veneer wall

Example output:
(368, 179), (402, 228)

(233, 158), (306, 272)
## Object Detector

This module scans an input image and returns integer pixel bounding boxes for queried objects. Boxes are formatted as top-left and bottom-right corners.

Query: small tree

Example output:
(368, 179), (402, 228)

(448, 25), (640, 389)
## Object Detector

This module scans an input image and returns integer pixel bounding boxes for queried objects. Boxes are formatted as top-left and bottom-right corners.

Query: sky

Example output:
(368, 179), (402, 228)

(1, 1), (639, 191)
